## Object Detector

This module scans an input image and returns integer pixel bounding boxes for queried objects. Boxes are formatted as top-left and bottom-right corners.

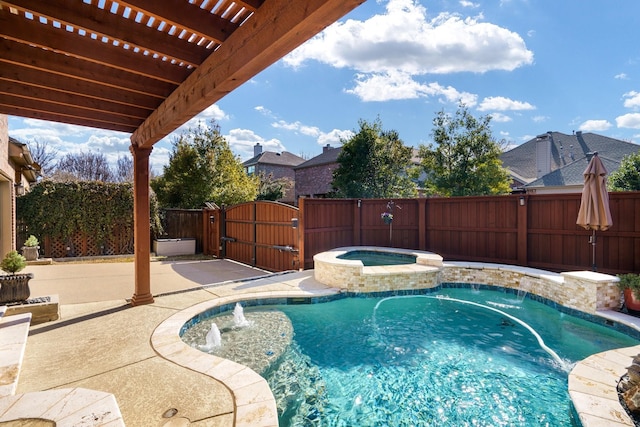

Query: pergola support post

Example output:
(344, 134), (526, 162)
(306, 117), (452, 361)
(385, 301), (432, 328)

(130, 145), (154, 306)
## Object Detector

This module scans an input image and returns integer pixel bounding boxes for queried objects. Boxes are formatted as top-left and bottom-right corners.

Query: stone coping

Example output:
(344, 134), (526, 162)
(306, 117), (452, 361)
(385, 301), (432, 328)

(313, 246), (444, 268)
(151, 273), (340, 427)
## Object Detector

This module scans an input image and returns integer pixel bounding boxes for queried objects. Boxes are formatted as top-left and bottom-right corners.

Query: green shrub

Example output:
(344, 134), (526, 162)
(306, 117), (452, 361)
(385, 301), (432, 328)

(16, 181), (163, 247)
(23, 235), (39, 247)
(617, 273), (640, 299)
(1, 251), (26, 274)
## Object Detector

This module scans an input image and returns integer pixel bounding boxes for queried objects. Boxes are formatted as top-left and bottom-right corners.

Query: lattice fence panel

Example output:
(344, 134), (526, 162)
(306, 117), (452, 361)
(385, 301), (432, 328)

(40, 227), (134, 258)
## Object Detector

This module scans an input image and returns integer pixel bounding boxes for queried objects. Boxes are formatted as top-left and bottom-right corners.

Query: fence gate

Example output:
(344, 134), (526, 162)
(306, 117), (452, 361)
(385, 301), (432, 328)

(222, 201), (300, 272)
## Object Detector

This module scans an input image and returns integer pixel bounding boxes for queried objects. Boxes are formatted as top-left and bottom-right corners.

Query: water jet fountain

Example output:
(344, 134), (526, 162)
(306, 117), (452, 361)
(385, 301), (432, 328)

(200, 323), (222, 351)
(233, 302), (253, 328)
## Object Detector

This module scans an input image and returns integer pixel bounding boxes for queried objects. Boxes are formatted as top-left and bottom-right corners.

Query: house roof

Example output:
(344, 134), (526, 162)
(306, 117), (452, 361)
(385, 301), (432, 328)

(294, 145), (343, 169)
(8, 136), (40, 182)
(0, 0), (364, 148)
(525, 154), (620, 189)
(501, 131), (640, 186)
(243, 151), (305, 167)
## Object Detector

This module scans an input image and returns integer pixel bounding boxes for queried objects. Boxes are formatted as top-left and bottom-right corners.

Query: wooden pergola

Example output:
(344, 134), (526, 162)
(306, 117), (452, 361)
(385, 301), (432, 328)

(0, 0), (364, 305)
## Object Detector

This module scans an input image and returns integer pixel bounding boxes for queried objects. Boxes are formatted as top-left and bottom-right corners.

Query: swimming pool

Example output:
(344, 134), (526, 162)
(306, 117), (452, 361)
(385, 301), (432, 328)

(183, 287), (639, 426)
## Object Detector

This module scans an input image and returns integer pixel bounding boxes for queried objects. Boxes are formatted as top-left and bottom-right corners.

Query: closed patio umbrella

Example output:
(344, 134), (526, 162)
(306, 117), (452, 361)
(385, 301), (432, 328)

(576, 152), (613, 271)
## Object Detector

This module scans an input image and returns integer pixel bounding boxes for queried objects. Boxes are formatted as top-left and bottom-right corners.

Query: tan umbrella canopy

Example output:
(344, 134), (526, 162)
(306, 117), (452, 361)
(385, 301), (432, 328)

(576, 152), (613, 270)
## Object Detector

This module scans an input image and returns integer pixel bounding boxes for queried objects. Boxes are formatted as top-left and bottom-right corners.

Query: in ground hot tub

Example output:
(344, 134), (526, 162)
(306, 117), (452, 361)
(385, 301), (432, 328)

(314, 246), (443, 292)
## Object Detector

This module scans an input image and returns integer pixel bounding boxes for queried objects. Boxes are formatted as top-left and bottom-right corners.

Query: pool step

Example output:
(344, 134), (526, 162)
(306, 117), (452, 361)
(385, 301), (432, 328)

(0, 307), (32, 397)
(0, 307), (125, 425)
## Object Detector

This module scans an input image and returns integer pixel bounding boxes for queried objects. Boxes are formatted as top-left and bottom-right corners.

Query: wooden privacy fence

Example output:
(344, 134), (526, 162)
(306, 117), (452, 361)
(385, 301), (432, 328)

(214, 201), (300, 271)
(298, 193), (640, 275)
(160, 208), (205, 253)
(67, 192), (637, 274)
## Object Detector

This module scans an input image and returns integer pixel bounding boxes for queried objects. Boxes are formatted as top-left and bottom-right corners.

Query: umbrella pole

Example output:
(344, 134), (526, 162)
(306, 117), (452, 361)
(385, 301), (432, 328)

(591, 229), (597, 271)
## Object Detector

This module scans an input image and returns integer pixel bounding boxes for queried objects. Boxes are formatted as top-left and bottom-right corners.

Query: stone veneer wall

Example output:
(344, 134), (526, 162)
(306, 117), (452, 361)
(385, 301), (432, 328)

(313, 247), (443, 293)
(314, 247), (622, 315)
(440, 264), (620, 314)
(313, 260), (442, 293)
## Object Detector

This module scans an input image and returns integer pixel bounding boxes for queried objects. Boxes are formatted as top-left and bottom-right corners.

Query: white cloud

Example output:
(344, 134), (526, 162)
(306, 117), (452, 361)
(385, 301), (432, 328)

(272, 120), (321, 138)
(478, 96), (535, 111)
(578, 119), (612, 132)
(615, 73), (629, 80)
(225, 128), (285, 159)
(623, 91), (640, 109)
(616, 113), (640, 129)
(284, 0), (533, 76)
(459, 1), (479, 8)
(255, 105), (275, 118)
(318, 129), (353, 146)
(272, 119), (353, 147)
(490, 112), (512, 122)
(532, 115), (548, 123)
(345, 71), (477, 104)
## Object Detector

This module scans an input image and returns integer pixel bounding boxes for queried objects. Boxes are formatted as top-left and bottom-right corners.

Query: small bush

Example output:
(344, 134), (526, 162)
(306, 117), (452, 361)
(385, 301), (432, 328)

(618, 274), (640, 299)
(1, 251), (27, 274)
(23, 235), (39, 247)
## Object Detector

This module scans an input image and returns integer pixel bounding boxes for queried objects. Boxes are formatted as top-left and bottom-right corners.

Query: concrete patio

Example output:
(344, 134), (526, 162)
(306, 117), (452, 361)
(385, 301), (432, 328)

(8, 258), (312, 426)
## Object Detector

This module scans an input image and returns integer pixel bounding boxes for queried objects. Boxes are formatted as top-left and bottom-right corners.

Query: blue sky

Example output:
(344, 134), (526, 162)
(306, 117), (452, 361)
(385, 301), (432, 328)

(8, 0), (640, 173)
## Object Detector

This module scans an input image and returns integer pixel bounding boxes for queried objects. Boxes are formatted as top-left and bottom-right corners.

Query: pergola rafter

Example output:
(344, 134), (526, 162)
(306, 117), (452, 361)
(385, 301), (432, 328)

(0, 0), (365, 304)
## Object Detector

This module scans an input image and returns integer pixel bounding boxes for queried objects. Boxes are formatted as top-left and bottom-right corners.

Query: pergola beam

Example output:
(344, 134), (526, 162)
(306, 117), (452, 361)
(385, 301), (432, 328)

(131, 0), (365, 148)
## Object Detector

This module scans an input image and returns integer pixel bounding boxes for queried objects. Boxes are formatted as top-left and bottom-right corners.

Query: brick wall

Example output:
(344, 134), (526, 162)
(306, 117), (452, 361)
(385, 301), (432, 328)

(295, 163), (338, 199)
(257, 164), (296, 203)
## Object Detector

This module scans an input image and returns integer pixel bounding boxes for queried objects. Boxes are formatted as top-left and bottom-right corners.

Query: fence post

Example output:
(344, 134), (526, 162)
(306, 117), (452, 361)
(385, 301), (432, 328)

(418, 198), (427, 251)
(517, 195), (528, 266)
(353, 199), (361, 246)
(297, 198), (305, 270)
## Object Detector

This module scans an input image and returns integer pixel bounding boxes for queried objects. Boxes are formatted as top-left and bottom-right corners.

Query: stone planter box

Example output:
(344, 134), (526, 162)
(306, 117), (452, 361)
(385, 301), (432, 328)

(153, 238), (196, 256)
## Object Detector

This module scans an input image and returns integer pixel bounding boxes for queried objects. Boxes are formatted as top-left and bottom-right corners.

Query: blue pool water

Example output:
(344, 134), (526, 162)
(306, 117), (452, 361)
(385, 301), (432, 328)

(259, 288), (639, 426)
(336, 250), (417, 266)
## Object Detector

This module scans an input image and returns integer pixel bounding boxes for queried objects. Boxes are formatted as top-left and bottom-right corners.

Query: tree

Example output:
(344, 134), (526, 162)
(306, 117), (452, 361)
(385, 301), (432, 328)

(609, 151), (640, 191)
(419, 104), (511, 196)
(114, 154), (134, 183)
(256, 172), (293, 201)
(29, 139), (58, 177)
(331, 118), (417, 198)
(53, 151), (114, 182)
(151, 121), (258, 208)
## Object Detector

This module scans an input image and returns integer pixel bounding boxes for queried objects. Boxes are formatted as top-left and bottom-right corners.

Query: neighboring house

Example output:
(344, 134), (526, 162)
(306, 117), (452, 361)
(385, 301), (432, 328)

(294, 144), (342, 200)
(501, 131), (640, 194)
(294, 144), (424, 201)
(242, 143), (305, 203)
(0, 115), (40, 256)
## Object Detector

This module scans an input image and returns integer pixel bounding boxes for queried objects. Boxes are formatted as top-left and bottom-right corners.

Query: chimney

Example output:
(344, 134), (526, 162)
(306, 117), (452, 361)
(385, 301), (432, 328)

(254, 143), (262, 157)
(323, 144), (332, 153)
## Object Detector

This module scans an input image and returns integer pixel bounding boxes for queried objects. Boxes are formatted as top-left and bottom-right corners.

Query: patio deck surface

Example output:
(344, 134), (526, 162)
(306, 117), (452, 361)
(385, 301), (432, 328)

(3, 258), (640, 426)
